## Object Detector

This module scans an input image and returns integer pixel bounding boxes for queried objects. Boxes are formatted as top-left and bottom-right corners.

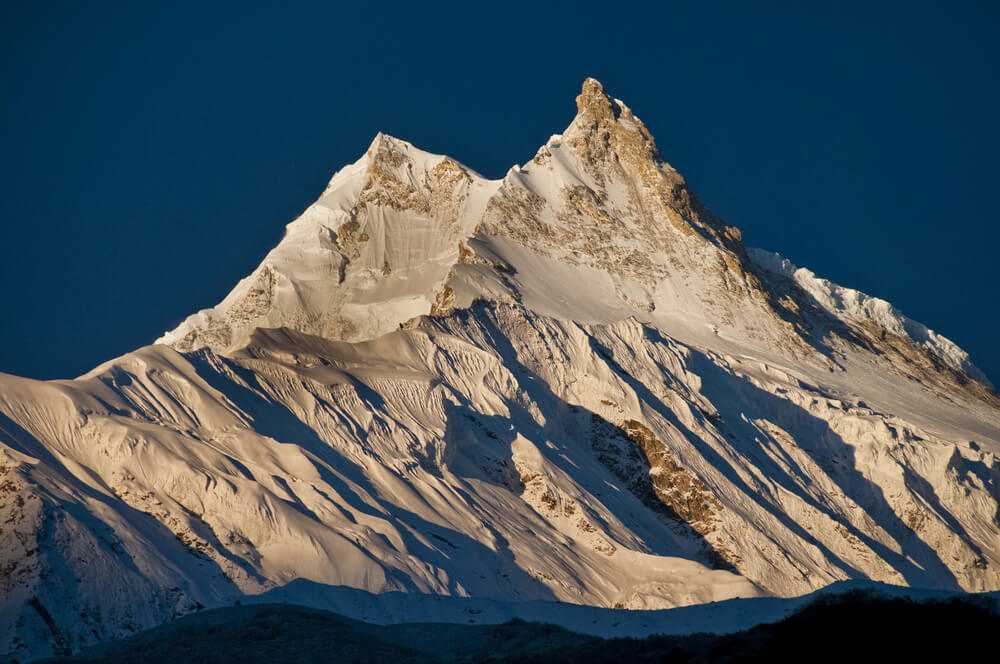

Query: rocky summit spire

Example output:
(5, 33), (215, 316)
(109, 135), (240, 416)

(575, 78), (621, 122)
(565, 77), (662, 170)
(556, 78), (741, 252)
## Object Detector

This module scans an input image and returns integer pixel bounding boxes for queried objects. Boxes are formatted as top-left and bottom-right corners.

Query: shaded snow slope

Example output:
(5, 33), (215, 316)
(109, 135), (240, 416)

(3, 79), (999, 660)
(747, 247), (991, 386)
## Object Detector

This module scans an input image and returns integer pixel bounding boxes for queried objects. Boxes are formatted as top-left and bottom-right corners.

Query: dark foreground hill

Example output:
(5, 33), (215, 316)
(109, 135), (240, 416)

(29, 590), (999, 664)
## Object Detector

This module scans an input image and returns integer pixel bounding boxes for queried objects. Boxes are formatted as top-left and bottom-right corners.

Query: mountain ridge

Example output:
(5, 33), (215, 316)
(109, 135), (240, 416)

(156, 79), (991, 396)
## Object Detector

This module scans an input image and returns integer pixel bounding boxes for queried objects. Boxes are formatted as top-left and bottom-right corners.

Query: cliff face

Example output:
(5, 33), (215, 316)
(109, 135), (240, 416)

(3, 79), (999, 661)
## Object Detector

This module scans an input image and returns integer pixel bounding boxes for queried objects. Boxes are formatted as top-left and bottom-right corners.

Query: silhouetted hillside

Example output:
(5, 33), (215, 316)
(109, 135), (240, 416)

(26, 590), (997, 664)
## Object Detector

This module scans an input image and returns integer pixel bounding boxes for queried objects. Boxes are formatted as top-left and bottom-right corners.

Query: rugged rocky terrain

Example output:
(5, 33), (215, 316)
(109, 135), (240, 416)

(3, 79), (998, 660)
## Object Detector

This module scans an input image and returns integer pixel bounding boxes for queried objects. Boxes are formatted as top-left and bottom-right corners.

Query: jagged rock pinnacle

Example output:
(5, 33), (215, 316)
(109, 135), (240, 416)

(575, 77), (622, 122)
(567, 78), (662, 169)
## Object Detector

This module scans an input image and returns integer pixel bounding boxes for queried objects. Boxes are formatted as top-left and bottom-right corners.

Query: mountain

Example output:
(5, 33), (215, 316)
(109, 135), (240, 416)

(3, 78), (999, 661)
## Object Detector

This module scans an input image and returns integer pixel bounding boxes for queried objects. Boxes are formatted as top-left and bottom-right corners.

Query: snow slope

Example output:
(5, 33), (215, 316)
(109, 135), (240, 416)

(747, 247), (991, 386)
(2, 78), (999, 660)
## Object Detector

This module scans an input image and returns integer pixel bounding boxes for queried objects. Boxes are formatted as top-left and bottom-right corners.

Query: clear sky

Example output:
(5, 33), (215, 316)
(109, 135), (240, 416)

(1, 1), (997, 383)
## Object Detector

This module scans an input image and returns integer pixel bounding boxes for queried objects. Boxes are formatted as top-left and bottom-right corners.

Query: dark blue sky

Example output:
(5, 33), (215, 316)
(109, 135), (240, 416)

(2, 2), (997, 383)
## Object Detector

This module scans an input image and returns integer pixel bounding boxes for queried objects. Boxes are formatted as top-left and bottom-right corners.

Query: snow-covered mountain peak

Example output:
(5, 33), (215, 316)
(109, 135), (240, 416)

(158, 133), (498, 354)
(4, 78), (1000, 661)
(157, 78), (991, 399)
(361, 131), (439, 176)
